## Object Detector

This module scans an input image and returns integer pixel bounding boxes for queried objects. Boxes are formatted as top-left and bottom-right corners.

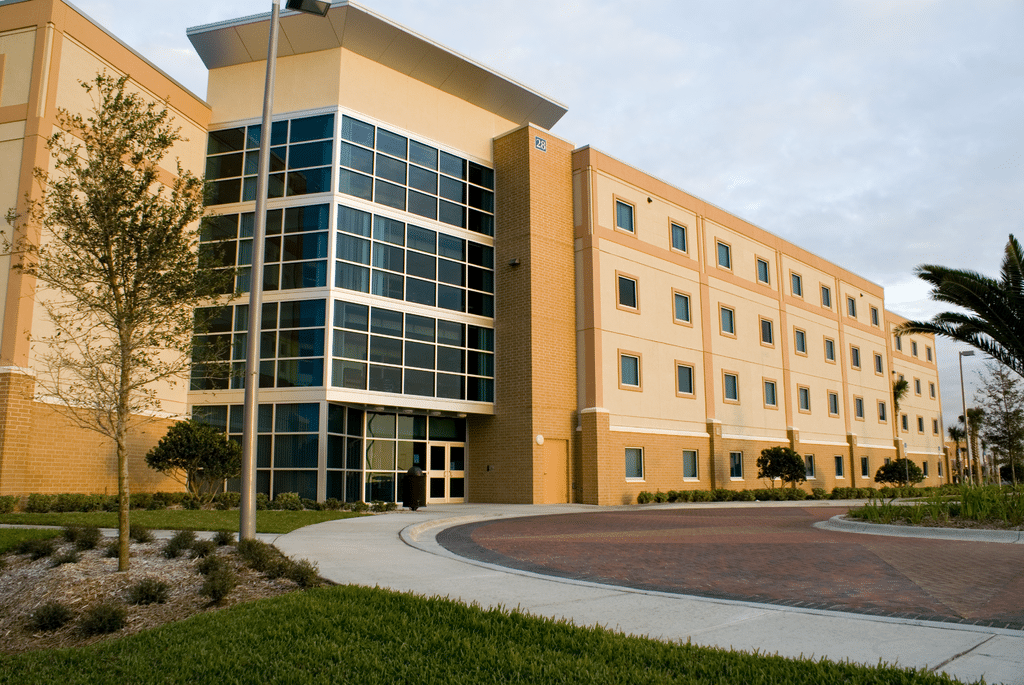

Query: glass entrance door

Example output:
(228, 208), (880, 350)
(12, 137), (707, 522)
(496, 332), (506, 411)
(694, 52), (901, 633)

(427, 443), (465, 503)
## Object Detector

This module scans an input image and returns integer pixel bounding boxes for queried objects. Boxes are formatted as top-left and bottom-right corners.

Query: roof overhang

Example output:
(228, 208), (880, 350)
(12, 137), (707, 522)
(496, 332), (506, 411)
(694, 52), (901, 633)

(186, 0), (567, 130)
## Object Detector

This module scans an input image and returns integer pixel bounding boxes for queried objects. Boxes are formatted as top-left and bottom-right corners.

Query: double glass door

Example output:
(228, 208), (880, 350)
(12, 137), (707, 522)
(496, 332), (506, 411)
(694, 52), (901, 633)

(427, 443), (465, 503)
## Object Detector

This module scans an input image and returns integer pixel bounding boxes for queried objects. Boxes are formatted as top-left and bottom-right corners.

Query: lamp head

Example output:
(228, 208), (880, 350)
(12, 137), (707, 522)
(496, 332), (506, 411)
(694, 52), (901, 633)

(285, 0), (331, 16)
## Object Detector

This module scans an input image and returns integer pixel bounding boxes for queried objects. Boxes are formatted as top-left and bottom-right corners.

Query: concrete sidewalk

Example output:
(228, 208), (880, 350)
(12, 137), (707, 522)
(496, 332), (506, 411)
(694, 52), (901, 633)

(274, 503), (1024, 685)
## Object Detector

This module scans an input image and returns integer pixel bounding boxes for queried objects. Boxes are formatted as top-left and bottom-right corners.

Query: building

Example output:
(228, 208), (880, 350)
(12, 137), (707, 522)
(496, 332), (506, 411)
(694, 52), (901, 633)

(0, 0), (949, 503)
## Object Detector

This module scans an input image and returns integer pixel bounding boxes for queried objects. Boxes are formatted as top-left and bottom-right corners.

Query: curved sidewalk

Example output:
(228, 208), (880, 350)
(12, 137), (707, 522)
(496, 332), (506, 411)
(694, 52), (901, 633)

(275, 502), (1024, 685)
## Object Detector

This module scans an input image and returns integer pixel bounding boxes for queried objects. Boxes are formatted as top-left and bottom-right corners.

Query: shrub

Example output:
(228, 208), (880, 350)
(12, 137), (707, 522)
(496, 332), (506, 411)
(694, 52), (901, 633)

(735, 490), (756, 502)
(857, 487), (876, 499)
(80, 603), (126, 635)
(154, 491), (187, 507)
(263, 556), (292, 580)
(25, 493), (56, 513)
(255, 493), (270, 510)
(370, 500), (397, 512)
(274, 492), (303, 511)
(0, 494), (16, 513)
(711, 489), (734, 502)
(52, 493), (87, 512)
(751, 488), (772, 501)
(103, 542), (119, 558)
(17, 538), (56, 560)
(300, 497), (321, 511)
(201, 567), (237, 604)
(196, 554), (225, 576)
(145, 420), (243, 505)
(128, 578), (169, 605)
(350, 500), (369, 513)
(875, 458), (924, 488)
(811, 487), (828, 500)
(236, 538), (277, 572)
(213, 492), (241, 510)
(181, 495), (201, 510)
(191, 539), (216, 559)
(652, 491), (669, 503)
(213, 530), (235, 546)
(784, 488), (808, 501)
(129, 493), (154, 510)
(162, 530), (197, 559)
(51, 549), (81, 567)
(130, 524), (154, 544)
(757, 447), (807, 489)
(323, 498), (342, 511)
(28, 602), (74, 632)
(63, 525), (103, 550)
(636, 491), (654, 504)
(287, 559), (321, 588)
(690, 489), (713, 502)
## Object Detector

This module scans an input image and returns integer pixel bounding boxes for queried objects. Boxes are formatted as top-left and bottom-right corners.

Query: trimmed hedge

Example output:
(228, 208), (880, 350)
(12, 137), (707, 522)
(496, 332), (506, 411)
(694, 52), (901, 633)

(634, 485), (960, 505)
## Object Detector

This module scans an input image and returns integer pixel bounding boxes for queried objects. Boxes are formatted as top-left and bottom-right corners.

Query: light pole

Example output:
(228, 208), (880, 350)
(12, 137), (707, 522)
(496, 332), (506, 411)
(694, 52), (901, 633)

(240, 0), (331, 541)
(958, 350), (975, 486)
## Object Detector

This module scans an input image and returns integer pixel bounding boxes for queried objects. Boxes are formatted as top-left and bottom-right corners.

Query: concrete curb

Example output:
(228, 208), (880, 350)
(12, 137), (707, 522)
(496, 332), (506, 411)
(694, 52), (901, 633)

(814, 515), (1024, 543)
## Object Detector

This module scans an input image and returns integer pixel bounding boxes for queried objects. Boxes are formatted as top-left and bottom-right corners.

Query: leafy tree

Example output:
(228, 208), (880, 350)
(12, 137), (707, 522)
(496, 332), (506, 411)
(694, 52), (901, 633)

(895, 235), (1024, 378)
(146, 420), (242, 504)
(975, 362), (1024, 485)
(947, 424), (966, 483)
(757, 446), (807, 489)
(3, 75), (231, 570)
(961, 408), (985, 484)
(874, 458), (924, 487)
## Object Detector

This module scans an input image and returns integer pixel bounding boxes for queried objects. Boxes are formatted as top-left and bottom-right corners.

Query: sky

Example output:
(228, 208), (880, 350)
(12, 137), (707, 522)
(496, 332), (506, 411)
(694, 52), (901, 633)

(69, 0), (1024, 428)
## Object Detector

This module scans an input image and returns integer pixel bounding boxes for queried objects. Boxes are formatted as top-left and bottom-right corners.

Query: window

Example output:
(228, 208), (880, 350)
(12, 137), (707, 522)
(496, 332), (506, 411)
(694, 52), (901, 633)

(723, 372), (739, 402)
(860, 456), (869, 477)
(625, 447), (643, 479)
(760, 318), (774, 345)
(932, 418), (939, 435)
(615, 200), (634, 233)
(929, 382), (936, 398)
(927, 346), (933, 361)
(850, 346), (861, 368)
(871, 306), (879, 326)
(854, 396), (865, 419)
(791, 272), (803, 296)
(825, 338), (835, 362)
(720, 306), (735, 335)
(938, 461), (943, 477)
(729, 451), (743, 478)
(878, 401), (887, 422)
(617, 275), (638, 309)
(901, 414), (909, 432)
(914, 378), (921, 395)
(757, 258), (770, 284)
(847, 296), (857, 318)
(671, 223), (687, 252)
(676, 364), (694, 395)
(820, 285), (831, 308)
(805, 455), (815, 479)
(923, 461), (929, 477)
(835, 455), (845, 478)
(674, 292), (691, 323)
(874, 353), (883, 374)
(895, 335), (902, 351)
(620, 354), (640, 388)
(683, 450), (698, 479)
(717, 241), (732, 269)
(798, 386), (811, 412)
(828, 391), (840, 416)
(794, 329), (807, 354)
(912, 341), (918, 357)
(917, 416), (925, 433)
(764, 380), (777, 407)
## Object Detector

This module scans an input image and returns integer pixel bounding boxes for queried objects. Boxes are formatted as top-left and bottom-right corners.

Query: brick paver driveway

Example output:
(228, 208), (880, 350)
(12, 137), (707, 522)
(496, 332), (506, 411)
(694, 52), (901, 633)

(436, 506), (1024, 630)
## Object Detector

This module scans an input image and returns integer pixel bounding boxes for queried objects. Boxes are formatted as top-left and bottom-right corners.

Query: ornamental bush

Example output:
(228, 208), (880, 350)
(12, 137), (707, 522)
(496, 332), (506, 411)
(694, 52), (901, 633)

(874, 458), (924, 488)
(145, 420), (242, 505)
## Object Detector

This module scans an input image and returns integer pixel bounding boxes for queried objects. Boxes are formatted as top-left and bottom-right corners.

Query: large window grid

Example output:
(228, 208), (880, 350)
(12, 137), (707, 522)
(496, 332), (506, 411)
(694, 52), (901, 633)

(206, 114), (335, 205)
(336, 204), (495, 317)
(339, 115), (495, 236)
(333, 300), (494, 402)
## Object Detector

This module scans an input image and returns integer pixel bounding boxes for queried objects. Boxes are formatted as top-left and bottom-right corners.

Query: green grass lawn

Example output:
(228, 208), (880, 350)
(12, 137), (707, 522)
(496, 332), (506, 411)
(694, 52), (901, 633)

(0, 528), (61, 554)
(0, 510), (364, 534)
(0, 585), (973, 685)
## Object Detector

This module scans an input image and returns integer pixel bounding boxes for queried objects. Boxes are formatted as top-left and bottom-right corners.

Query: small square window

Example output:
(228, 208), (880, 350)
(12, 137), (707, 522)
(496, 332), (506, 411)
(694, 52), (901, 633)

(798, 386), (811, 412)
(683, 450), (698, 479)
(671, 223), (687, 252)
(847, 296), (857, 318)
(677, 364), (694, 395)
(620, 354), (640, 388)
(724, 372), (739, 401)
(757, 258), (770, 284)
(615, 200), (634, 233)
(760, 319), (773, 345)
(835, 455), (845, 478)
(674, 292), (691, 323)
(720, 306), (735, 335)
(926, 346), (933, 361)
(825, 338), (835, 362)
(874, 353), (883, 374)
(729, 451), (743, 478)
(717, 241), (732, 269)
(878, 402), (887, 421)
(861, 456), (869, 477)
(854, 396), (865, 419)
(871, 306), (879, 326)
(929, 382), (936, 398)
(851, 346), (861, 368)
(617, 275), (638, 309)
(828, 391), (840, 416)
(791, 273), (803, 297)
(821, 286), (831, 308)
(805, 455), (815, 479)
(912, 341), (918, 357)
(625, 447), (643, 479)
(764, 380), (777, 407)
(794, 329), (807, 354)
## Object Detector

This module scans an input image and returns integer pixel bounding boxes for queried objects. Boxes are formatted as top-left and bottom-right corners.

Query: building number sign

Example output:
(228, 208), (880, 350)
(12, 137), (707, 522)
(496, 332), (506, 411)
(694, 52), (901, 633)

(535, 136), (547, 152)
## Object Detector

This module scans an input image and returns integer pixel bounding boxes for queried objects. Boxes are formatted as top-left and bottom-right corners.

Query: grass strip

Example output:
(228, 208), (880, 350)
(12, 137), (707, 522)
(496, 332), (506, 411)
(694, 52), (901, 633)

(0, 528), (61, 554)
(0, 585), (975, 685)
(0, 510), (364, 534)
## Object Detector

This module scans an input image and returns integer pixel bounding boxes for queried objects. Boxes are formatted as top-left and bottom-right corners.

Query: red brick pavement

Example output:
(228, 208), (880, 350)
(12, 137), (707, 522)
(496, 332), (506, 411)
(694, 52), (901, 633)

(435, 507), (1024, 629)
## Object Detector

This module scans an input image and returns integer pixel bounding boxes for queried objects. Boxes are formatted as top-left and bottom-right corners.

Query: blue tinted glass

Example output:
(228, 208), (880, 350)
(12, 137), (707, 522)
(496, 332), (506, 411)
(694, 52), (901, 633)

(374, 180), (406, 210)
(338, 169), (372, 200)
(335, 263), (370, 292)
(376, 129), (407, 159)
(340, 142), (374, 174)
(278, 299), (326, 328)
(284, 204), (329, 233)
(409, 140), (438, 170)
(337, 205), (371, 237)
(341, 115), (374, 148)
(373, 216), (405, 246)
(208, 128), (245, 155)
(407, 225), (436, 254)
(288, 141), (332, 169)
(290, 114), (334, 142)
(370, 308), (403, 337)
(275, 403), (319, 433)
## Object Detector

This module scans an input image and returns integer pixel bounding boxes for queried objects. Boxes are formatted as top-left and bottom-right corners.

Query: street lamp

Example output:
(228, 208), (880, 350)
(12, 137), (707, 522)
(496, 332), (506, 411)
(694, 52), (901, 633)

(958, 350), (975, 486)
(240, 0), (331, 540)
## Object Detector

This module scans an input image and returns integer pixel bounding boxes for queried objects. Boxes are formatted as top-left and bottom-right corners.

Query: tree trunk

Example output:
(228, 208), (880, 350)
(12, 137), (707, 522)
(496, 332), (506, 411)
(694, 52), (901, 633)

(116, 345), (132, 572)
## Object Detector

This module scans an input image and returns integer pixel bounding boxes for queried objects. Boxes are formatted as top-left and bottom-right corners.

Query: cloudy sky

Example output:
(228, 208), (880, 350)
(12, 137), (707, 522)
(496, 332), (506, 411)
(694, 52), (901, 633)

(71, 0), (1024, 426)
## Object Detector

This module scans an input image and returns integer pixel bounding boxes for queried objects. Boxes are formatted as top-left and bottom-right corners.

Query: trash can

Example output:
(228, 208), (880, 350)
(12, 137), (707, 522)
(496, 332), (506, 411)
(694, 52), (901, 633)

(403, 466), (427, 510)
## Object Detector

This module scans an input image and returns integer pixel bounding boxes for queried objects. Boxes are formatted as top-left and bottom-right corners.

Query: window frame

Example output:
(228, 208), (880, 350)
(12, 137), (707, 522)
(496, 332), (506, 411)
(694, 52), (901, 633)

(759, 317), (774, 346)
(763, 378), (778, 409)
(614, 198), (635, 234)
(926, 346), (933, 362)
(854, 396), (865, 420)
(756, 257), (771, 285)
(670, 221), (688, 253)
(723, 371), (740, 403)
(870, 306), (879, 327)
(797, 385), (811, 413)
(719, 305), (736, 337)
(878, 401), (888, 423)
(672, 290), (693, 325)
(874, 353), (884, 375)
(917, 415), (925, 434)
(716, 240), (732, 270)
(790, 271), (803, 297)
(618, 351), (642, 391)
(834, 455), (845, 479)
(901, 413), (909, 433)
(914, 378), (921, 396)
(675, 362), (695, 397)
(912, 340), (919, 357)
(828, 391), (840, 417)
(860, 456), (870, 478)
(729, 451), (743, 479)
(929, 382), (936, 399)
(932, 418), (939, 435)
(824, 337), (836, 363)
(820, 285), (831, 308)
(625, 447), (644, 480)
(616, 272), (639, 312)
(794, 328), (807, 355)
(850, 345), (861, 369)
(847, 296), (857, 318)
(683, 449), (699, 480)
(805, 455), (816, 479)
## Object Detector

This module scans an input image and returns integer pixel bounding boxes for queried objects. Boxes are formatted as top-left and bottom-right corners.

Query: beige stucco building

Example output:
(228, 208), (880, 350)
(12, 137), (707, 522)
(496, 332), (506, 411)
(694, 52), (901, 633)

(0, 0), (948, 503)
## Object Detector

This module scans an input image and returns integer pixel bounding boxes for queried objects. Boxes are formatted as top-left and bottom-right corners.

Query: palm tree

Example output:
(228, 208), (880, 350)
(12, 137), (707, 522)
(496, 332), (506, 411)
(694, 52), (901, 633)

(947, 424), (965, 483)
(895, 235), (1024, 378)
